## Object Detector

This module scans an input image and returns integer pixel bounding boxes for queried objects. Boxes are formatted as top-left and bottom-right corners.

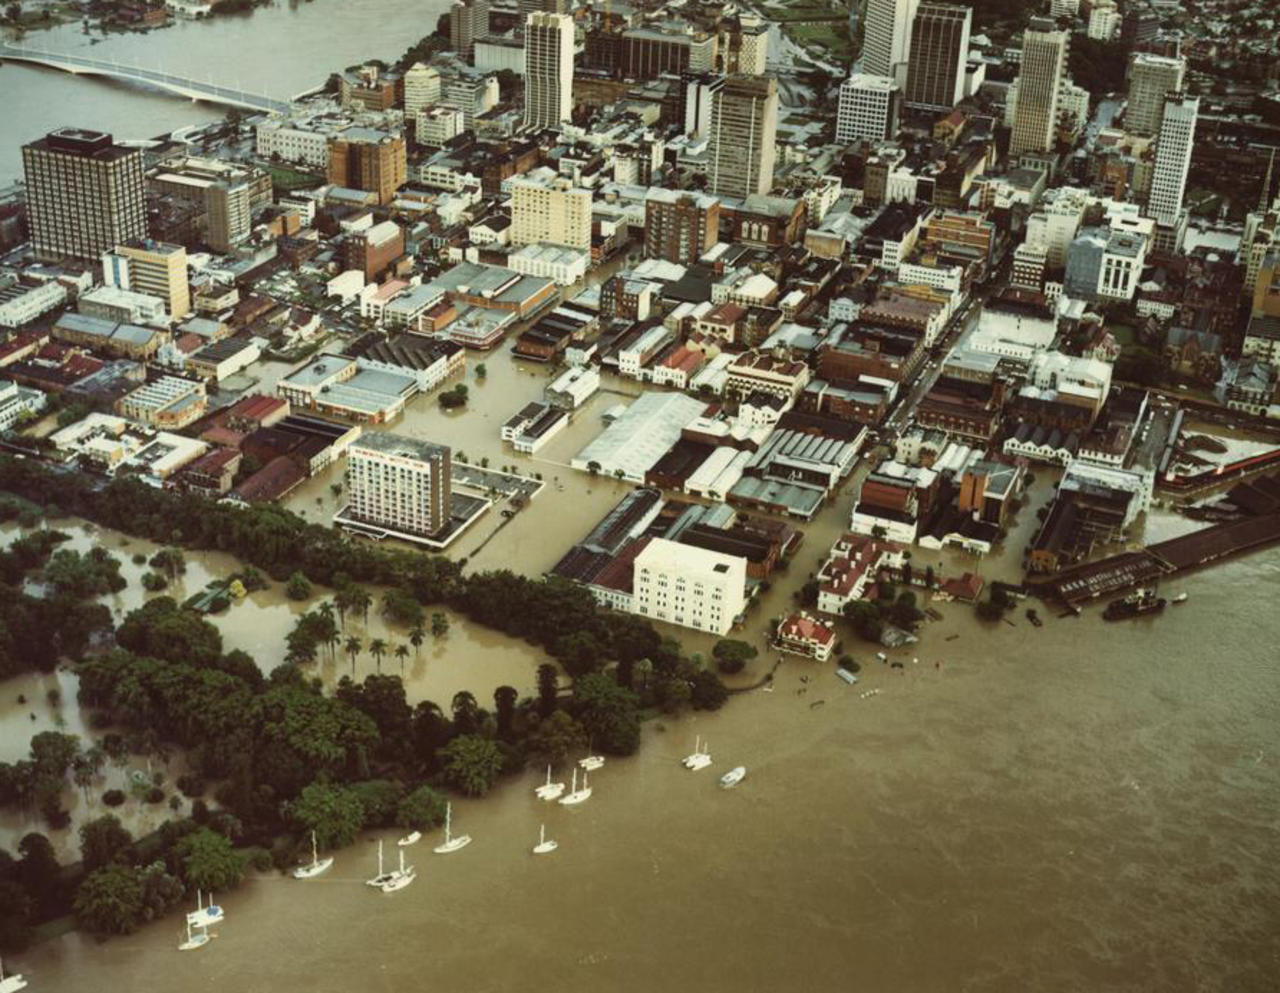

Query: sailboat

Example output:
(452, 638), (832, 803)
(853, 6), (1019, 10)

(559, 767), (592, 805)
(178, 917), (210, 952)
(365, 839), (395, 888)
(293, 830), (334, 879)
(682, 736), (712, 771)
(379, 849), (416, 893)
(534, 764), (565, 801)
(0, 957), (28, 992)
(532, 823), (558, 855)
(432, 802), (472, 854)
(186, 890), (224, 929)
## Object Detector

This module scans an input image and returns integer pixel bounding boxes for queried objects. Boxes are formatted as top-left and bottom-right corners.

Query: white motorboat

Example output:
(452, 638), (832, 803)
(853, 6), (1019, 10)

(534, 764), (565, 801)
(558, 768), (592, 805)
(293, 830), (334, 879)
(532, 824), (558, 855)
(432, 803), (472, 854)
(683, 736), (711, 771)
(0, 957), (28, 992)
(380, 849), (415, 893)
(186, 890), (224, 929)
(1171, 592), (1188, 603)
(366, 839), (395, 888)
(178, 918), (209, 952)
(398, 831), (422, 847)
(719, 766), (746, 788)
(876, 652), (888, 662)
(579, 755), (604, 772)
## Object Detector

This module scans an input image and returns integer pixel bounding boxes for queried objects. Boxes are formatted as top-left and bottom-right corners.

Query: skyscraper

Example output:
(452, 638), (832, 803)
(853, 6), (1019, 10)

(707, 74), (778, 199)
(341, 433), (452, 542)
(1148, 91), (1198, 227)
(862, 0), (918, 82)
(1008, 18), (1070, 158)
(524, 11), (574, 130)
(22, 128), (146, 263)
(836, 73), (900, 143)
(449, 0), (490, 62)
(644, 189), (721, 264)
(326, 129), (407, 206)
(903, 2), (971, 112)
(1125, 53), (1186, 137)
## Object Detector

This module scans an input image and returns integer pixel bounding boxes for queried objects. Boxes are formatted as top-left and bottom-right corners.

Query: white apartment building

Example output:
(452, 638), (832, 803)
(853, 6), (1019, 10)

(524, 12), (574, 130)
(403, 63), (442, 116)
(510, 172), (592, 250)
(1087, 0), (1120, 39)
(415, 106), (465, 148)
(1148, 92), (1198, 228)
(255, 121), (332, 168)
(632, 537), (747, 637)
(0, 278), (67, 328)
(340, 432), (452, 541)
(836, 73), (900, 143)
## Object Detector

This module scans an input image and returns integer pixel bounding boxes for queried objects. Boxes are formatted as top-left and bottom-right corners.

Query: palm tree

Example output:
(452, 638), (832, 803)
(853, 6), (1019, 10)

(408, 623), (425, 657)
(325, 626), (341, 660)
(536, 663), (558, 717)
(354, 588), (373, 625)
(368, 638), (387, 674)
(333, 587), (351, 628)
(344, 636), (362, 674)
(317, 600), (336, 627)
(635, 657), (654, 693)
(493, 685), (519, 739)
(394, 644), (410, 673)
(451, 690), (479, 734)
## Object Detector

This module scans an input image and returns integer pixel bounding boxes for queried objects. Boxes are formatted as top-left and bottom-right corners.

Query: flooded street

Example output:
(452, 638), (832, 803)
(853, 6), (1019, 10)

(3, 353), (1278, 989)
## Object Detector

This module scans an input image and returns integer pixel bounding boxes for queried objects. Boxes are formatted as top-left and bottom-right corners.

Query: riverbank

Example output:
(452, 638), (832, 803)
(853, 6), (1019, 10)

(6, 539), (1277, 990)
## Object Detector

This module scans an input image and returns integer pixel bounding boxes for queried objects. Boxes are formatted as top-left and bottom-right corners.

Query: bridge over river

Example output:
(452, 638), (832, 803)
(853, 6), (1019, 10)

(0, 42), (304, 113)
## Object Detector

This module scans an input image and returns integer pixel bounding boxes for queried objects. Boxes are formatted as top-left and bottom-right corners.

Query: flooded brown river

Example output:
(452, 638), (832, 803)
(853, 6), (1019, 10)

(3, 345), (1279, 990)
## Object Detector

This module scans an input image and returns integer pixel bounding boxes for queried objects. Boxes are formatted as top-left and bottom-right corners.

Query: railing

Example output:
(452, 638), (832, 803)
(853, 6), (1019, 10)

(0, 42), (291, 112)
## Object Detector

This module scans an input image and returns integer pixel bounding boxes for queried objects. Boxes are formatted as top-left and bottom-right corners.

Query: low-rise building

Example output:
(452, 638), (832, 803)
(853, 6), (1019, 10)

(115, 375), (206, 429)
(632, 537), (747, 636)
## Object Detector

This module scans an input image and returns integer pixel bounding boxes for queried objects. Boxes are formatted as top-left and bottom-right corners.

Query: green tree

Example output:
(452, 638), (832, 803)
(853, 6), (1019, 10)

(430, 611), (449, 638)
(176, 828), (245, 893)
(368, 638), (387, 674)
(524, 710), (588, 768)
(536, 663), (559, 717)
(395, 784), (447, 831)
(571, 673), (641, 755)
(493, 685), (519, 739)
(288, 782), (365, 850)
(75, 864), (144, 936)
(350, 779), (402, 828)
(344, 636), (362, 673)
(381, 588), (425, 628)
(408, 623), (425, 656)
(79, 814), (134, 872)
(712, 639), (757, 675)
(690, 669), (729, 711)
(285, 571), (312, 601)
(437, 735), (504, 797)
(394, 643), (410, 673)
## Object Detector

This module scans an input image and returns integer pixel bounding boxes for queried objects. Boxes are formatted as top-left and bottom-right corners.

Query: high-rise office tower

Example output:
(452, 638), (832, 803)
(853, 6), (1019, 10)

(22, 128), (146, 263)
(1124, 53), (1185, 137)
(342, 434), (452, 541)
(903, 3), (971, 112)
(403, 63), (442, 118)
(1148, 91), (1198, 227)
(862, 0), (919, 81)
(524, 12), (574, 130)
(1008, 18), (1070, 158)
(519, 0), (567, 15)
(449, 0), (491, 61)
(102, 239), (190, 320)
(836, 73), (900, 143)
(707, 74), (778, 199)
(644, 189), (721, 264)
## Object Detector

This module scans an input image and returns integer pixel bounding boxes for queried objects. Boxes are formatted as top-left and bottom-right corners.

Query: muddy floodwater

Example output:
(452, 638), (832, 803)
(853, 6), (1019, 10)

(2, 346), (1278, 989)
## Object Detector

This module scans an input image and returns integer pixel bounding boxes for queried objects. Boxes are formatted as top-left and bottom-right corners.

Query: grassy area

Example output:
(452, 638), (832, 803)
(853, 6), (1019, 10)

(1109, 323), (1137, 347)
(761, 0), (846, 22)
(784, 20), (857, 63)
(267, 165), (325, 193)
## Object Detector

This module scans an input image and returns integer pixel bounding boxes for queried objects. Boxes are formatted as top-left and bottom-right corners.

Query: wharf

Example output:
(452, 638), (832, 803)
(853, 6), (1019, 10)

(1029, 513), (1280, 604)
